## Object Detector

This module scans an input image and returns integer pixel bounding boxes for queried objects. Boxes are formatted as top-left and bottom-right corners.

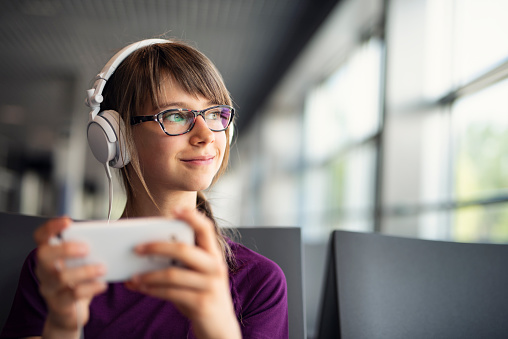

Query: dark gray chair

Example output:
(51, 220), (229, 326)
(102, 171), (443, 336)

(0, 212), (305, 339)
(316, 230), (508, 339)
(0, 212), (46, 332)
(233, 227), (306, 339)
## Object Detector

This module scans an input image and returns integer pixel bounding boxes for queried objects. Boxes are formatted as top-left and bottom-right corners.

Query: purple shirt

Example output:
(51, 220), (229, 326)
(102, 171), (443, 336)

(1, 240), (288, 338)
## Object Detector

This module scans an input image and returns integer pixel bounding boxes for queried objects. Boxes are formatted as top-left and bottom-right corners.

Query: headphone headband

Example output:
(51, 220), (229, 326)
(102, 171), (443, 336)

(86, 38), (171, 168)
(86, 38), (171, 121)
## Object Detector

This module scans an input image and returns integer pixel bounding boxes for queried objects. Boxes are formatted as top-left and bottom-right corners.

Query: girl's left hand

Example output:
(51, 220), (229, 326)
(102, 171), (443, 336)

(125, 208), (241, 339)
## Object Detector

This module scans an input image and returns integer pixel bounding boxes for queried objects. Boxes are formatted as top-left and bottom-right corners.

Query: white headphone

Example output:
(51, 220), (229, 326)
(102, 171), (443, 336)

(85, 38), (171, 168)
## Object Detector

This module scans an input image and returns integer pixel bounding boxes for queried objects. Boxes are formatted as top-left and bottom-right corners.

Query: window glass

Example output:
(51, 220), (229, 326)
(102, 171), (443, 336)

(304, 38), (382, 163)
(453, 202), (508, 243)
(302, 38), (382, 240)
(302, 141), (377, 239)
(420, 108), (452, 205)
(304, 82), (342, 163)
(382, 213), (421, 238)
(424, 0), (454, 99)
(302, 166), (330, 241)
(259, 173), (299, 226)
(453, 0), (508, 85)
(383, 210), (452, 241)
(346, 39), (383, 142)
(332, 143), (377, 214)
(452, 78), (508, 201)
(418, 209), (451, 240)
(425, 0), (508, 96)
(329, 142), (377, 232)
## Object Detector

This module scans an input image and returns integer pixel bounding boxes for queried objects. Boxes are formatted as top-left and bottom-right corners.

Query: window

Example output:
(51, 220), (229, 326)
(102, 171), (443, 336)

(302, 38), (383, 241)
(383, 0), (508, 243)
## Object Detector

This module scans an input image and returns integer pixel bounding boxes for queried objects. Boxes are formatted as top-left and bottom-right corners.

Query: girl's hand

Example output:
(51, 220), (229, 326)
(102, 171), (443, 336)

(125, 208), (241, 339)
(34, 217), (107, 336)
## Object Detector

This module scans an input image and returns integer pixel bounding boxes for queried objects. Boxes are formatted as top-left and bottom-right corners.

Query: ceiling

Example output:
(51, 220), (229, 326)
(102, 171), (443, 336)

(0, 0), (339, 170)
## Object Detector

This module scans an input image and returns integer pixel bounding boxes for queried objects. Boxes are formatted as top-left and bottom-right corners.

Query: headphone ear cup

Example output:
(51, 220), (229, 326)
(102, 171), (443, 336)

(87, 110), (130, 168)
(102, 110), (130, 168)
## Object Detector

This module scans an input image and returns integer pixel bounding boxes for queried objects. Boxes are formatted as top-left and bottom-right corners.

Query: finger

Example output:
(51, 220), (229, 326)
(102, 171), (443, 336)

(37, 241), (89, 272)
(132, 266), (210, 291)
(134, 283), (198, 306)
(135, 242), (216, 273)
(39, 262), (105, 297)
(70, 280), (108, 299)
(34, 217), (72, 245)
(59, 264), (107, 287)
(174, 208), (220, 256)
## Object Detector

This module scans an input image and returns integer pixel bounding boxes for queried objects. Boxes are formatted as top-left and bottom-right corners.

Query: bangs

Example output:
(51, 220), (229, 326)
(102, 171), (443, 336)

(142, 43), (232, 111)
(103, 41), (233, 119)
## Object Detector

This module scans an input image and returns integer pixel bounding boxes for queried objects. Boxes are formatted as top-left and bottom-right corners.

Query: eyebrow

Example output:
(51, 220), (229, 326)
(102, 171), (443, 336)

(157, 101), (214, 110)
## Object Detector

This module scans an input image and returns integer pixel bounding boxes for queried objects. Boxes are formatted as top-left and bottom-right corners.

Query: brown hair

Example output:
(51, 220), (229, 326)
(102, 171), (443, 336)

(100, 39), (234, 266)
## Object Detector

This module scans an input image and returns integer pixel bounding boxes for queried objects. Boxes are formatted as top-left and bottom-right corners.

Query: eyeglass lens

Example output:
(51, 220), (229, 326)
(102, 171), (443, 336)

(161, 106), (232, 135)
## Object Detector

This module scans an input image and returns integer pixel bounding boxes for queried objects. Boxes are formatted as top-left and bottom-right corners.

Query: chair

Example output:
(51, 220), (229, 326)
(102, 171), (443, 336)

(0, 212), (305, 339)
(0, 212), (47, 332)
(316, 230), (508, 339)
(232, 227), (306, 339)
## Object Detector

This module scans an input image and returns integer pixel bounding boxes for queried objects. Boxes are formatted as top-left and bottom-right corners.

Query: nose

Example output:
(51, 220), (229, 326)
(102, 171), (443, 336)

(189, 115), (214, 145)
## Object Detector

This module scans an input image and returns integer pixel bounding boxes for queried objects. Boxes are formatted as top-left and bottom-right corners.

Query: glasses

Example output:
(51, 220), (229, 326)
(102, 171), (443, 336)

(130, 105), (235, 136)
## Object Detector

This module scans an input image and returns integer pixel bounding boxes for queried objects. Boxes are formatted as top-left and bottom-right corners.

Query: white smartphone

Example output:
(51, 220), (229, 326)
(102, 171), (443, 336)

(52, 217), (194, 282)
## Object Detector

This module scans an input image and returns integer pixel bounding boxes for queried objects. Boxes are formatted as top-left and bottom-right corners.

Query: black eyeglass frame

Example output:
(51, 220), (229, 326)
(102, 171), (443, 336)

(130, 105), (235, 136)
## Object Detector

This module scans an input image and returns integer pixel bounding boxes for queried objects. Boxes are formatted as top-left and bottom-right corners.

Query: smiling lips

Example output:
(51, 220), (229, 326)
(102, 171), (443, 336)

(180, 155), (215, 165)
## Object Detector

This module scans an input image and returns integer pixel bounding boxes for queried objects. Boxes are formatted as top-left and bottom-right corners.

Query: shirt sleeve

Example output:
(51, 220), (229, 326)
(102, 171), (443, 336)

(231, 248), (289, 339)
(0, 249), (47, 338)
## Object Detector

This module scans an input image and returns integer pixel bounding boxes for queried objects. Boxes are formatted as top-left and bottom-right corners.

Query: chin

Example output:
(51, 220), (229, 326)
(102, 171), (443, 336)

(180, 179), (215, 192)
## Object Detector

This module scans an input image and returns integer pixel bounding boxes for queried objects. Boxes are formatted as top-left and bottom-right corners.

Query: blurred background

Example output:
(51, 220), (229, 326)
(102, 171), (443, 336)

(2, 0), (508, 337)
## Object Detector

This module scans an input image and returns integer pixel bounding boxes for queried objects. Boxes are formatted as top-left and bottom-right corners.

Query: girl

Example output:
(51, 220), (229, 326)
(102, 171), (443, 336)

(1, 39), (288, 339)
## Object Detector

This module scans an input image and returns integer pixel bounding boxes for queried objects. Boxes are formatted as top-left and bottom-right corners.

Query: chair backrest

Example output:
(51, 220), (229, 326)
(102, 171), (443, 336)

(232, 227), (306, 339)
(316, 230), (508, 339)
(0, 212), (48, 331)
(0, 213), (305, 339)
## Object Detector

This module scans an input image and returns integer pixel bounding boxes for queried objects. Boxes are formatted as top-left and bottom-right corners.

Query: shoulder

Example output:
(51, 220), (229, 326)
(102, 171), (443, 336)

(227, 240), (289, 337)
(227, 239), (287, 311)
(18, 248), (39, 284)
(228, 240), (286, 285)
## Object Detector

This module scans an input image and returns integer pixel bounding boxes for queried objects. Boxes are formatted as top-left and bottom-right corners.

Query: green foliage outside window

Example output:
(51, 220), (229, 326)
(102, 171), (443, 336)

(454, 124), (508, 242)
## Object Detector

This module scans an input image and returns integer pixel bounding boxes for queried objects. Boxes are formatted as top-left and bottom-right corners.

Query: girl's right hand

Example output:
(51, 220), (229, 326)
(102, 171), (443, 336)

(34, 217), (107, 336)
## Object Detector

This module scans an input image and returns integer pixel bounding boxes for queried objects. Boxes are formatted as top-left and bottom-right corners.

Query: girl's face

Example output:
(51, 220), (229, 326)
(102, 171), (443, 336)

(132, 80), (227, 193)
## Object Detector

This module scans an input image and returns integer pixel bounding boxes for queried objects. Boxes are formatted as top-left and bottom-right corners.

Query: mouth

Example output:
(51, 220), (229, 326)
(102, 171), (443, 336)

(180, 155), (216, 165)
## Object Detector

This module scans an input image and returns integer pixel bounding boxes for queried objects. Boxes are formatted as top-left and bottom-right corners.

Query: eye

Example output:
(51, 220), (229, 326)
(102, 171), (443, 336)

(205, 109), (221, 120)
(163, 112), (190, 124)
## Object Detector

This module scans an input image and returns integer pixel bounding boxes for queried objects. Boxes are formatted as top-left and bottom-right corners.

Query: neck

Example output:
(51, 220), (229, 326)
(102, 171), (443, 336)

(122, 188), (197, 219)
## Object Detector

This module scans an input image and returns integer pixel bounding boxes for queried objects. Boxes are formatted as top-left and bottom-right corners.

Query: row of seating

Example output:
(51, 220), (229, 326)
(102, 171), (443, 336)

(2, 212), (508, 338)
